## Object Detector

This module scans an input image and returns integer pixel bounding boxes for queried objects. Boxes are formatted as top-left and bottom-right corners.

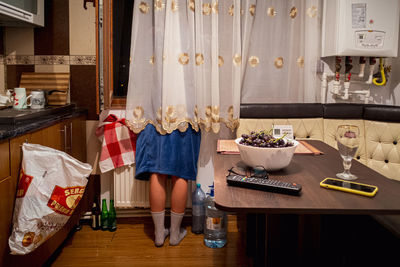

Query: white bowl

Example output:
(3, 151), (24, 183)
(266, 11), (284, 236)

(235, 138), (299, 171)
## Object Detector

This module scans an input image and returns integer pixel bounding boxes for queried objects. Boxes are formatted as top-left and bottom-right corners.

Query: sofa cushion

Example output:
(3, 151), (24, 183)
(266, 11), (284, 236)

(364, 120), (400, 181)
(323, 104), (364, 119)
(323, 119), (367, 165)
(364, 105), (400, 123)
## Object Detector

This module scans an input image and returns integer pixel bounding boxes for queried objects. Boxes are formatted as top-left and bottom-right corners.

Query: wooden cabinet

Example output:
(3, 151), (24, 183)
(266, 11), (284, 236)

(0, 114), (87, 267)
(0, 140), (12, 266)
(58, 116), (87, 163)
(0, 141), (10, 182)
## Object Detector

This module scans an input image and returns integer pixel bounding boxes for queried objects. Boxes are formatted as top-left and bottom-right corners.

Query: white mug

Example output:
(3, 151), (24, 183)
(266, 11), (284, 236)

(30, 90), (46, 109)
(13, 88), (31, 109)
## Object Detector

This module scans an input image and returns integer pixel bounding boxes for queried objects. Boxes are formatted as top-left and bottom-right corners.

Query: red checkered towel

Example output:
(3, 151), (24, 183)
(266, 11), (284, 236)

(96, 114), (137, 173)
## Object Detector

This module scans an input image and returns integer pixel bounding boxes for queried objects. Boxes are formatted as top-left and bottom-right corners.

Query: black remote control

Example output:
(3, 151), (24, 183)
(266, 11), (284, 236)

(226, 175), (302, 195)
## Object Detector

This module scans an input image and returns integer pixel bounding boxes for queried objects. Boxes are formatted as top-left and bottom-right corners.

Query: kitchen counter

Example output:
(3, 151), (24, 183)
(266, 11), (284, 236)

(0, 104), (87, 141)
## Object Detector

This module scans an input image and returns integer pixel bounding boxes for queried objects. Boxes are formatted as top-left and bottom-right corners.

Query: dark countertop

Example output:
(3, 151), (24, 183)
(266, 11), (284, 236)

(0, 104), (87, 141)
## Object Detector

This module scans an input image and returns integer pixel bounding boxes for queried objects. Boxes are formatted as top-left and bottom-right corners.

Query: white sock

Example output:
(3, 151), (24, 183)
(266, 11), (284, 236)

(169, 211), (187, 246)
(151, 210), (169, 247)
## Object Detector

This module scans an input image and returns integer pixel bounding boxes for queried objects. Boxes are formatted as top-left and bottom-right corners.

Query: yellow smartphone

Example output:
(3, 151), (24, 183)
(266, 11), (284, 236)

(320, 178), (378, 197)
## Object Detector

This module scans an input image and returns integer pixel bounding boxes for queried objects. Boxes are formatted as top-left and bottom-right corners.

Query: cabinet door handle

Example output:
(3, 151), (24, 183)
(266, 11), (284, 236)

(60, 125), (71, 152)
(64, 125), (68, 151)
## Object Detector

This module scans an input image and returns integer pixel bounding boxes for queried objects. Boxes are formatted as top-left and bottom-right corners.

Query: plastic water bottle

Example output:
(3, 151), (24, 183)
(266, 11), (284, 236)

(192, 183), (206, 234)
(204, 183), (227, 248)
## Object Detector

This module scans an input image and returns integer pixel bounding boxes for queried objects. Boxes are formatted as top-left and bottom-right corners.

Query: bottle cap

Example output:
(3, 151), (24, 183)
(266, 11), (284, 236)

(207, 183), (215, 197)
(196, 183), (201, 188)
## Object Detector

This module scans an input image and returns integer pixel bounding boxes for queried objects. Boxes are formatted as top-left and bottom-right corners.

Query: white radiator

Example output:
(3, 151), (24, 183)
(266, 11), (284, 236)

(114, 165), (194, 209)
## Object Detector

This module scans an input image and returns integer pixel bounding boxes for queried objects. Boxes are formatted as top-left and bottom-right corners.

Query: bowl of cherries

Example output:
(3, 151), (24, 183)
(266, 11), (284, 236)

(235, 130), (299, 171)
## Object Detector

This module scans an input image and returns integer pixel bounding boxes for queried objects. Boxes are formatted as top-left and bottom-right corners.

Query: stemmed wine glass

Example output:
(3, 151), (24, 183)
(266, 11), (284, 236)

(336, 125), (360, 180)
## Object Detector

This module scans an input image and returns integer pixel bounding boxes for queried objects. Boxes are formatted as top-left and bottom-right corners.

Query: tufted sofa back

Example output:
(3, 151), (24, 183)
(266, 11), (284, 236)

(363, 106), (400, 181)
(238, 103), (400, 181)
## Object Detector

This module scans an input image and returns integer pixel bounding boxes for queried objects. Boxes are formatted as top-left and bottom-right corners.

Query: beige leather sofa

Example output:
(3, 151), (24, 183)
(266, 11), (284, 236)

(237, 103), (400, 236)
(238, 103), (400, 181)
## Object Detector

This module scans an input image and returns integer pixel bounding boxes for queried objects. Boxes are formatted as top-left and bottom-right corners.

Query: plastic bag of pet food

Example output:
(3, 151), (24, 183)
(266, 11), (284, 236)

(8, 143), (92, 255)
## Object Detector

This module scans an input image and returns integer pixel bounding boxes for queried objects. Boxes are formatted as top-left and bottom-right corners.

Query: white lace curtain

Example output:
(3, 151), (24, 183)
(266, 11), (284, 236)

(125, 0), (321, 135)
(241, 0), (321, 103)
(126, 0), (242, 135)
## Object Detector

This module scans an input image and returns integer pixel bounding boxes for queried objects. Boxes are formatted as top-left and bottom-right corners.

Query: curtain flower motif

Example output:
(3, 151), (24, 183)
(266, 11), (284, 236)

(267, 7), (276, 17)
(297, 56), (304, 68)
(201, 105), (221, 132)
(218, 56), (224, 67)
(290, 7), (297, 18)
(154, 0), (164, 10)
(274, 57), (284, 69)
(156, 107), (162, 125)
(133, 106), (145, 124)
(165, 106), (178, 124)
(194, 106), (199, 124)
(225, 106), (239, 130)
(249, 5), (256, 16)
(212, 1), (219, 14)
(139, 2), (149, 14)
(249, 56), (259, 67)
(171, 0), (178, 12)
(228, 4), (234, 16)
(307, 6), (318, 18)
(195, 53), (204, 66)
(179, 53), (189, 65)
(203, 3), (212, 15)
(189, 0), (195, 12)
(233, 54), (241, 66)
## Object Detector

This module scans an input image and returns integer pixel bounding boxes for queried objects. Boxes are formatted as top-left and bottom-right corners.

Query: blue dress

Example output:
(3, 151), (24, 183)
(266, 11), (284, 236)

(134, 124), (201, 181)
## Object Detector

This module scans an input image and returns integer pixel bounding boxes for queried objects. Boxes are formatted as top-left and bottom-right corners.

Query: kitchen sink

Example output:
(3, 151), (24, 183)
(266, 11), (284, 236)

(0, 104), (75, 125)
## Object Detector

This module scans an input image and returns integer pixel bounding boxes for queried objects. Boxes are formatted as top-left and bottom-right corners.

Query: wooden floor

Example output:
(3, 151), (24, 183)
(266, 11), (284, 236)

(48, 215), (251, 267)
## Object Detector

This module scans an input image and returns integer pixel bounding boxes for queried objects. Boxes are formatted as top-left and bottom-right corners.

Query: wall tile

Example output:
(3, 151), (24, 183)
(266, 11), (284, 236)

(34, 65), (70, 73)
(6, 65), (35, 89)
(34, 0), (69, 55)
(70, 56), (96, 65)
(5, 55), (34, 65)
(5, 28), (34, 56)
(35, 55), (70, 65)
(70, 65), (97, 120)
(69, 0), (96, 56)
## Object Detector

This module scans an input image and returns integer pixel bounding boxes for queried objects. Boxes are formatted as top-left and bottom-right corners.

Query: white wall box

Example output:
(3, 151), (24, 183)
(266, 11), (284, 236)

(322, 0), (400, 57)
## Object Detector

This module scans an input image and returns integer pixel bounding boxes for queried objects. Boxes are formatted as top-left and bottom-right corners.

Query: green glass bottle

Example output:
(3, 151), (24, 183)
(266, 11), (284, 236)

(101, 199), (109, 231)
(108, 199), (117, 232)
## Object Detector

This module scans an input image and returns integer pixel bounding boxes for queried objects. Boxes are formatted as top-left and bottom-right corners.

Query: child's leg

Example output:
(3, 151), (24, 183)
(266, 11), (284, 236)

(169, 176), (188, 245)
(150, 173), (169, 246)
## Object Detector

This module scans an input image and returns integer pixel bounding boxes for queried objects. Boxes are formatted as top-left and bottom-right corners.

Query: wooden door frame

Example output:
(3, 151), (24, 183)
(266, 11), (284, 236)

(100, 0), (126, 110)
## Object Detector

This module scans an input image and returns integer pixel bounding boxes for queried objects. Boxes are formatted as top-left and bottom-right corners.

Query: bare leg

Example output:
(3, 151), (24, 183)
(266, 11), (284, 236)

(171, 176), (188, 213)
(150, 173), (169, 246)
(170, 176), (188, 245)
(150, 173), (167, 212)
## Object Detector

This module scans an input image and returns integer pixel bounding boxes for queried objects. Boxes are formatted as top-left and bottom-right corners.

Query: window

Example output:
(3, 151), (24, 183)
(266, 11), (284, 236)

(101, 0), (133, 109)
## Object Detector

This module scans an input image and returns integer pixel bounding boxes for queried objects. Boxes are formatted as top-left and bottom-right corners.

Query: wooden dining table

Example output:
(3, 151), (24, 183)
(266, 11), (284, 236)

(213, 140), (400, 266)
